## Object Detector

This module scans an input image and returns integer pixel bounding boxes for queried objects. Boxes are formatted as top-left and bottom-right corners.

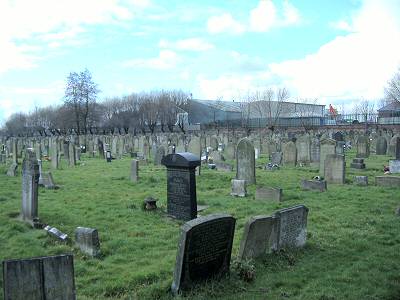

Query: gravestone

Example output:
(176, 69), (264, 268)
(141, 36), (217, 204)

(356, 135), (370, 158)
(215, 162), (233, 172)
(389, 160), (400, 173)
(310, 137), (320, 163)
(319, 138), (336, 176)
(75, 227), (101, 257)
(376, 136), (387, 155)
(3, 254), (76, 300)
(162, 152), (200, 221)
(239, 205), (309, 258)
(236, 138), (256, 184)
(354, 176), (368, 186)
(21, 149), (40, 227)
(68, 142), (76, 166)
(171, 214), (235, 295)
(224, 143), (236, 160)
(98, 140), (105, 159)
(335, 141), (345, 154)
(231, 179), (247, 197)
(255, 187), (282, 201)
(388, 135), (400, 157)
(375, 176), (400, 187)
(154, 146), (165, 165)
(63, 141), (69, 161)
(282, 141), (297, 166)
(301, 179), (327, 192)
(12, 138), (18, 165)
(209, 150), (224, 163)
(333, 131), (344, 141)
(324, 154), (345, 184)
(395, 137), (400, 160)
(50, 140), (59, 169)
(274, 205), (309, 250)
(350, 158), (365, 169)
(271, 152), (283, 165)
(238, 215), (276, 260)
(130, 159), (139, 182)
(6, 163), (18, 177)
(296, 136), (311, 164)
(43, 172), (58, 189)
(210, 136), (219, 150)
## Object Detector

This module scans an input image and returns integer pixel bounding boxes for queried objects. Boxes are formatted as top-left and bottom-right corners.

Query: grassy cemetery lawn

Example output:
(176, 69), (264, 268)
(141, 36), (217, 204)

(1, 151), (400, 300)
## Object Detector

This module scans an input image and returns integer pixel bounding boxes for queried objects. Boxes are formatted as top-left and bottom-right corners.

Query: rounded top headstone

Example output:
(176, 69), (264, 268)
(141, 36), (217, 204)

(161, 152), (200, 168)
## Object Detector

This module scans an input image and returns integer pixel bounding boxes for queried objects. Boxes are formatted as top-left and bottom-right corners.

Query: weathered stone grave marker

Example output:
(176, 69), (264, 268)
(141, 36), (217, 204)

(75, 227), (101, 257)
(236, 138), (256, 184)
(21, 149), (40, 227)
(3, 254), (76, 300)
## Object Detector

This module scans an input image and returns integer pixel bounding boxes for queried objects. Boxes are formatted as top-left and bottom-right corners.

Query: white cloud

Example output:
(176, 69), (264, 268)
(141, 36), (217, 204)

(123, 50), (179, 70)
(207, 0), (301, 35)
(268, 0), (400, 103)
(249, 0), (277, 32)
(0, 81), (64, 119)
(159, 38), (214, 52)
(330, 20), (353, 32)
(0, 0), (149, 75)
(207, 13), (245, 35)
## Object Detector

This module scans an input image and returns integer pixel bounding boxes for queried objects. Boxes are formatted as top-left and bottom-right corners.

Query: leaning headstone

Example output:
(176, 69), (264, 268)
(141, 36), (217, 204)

(162, 153), (201, 221)
(354, 175), (368, 186)
(43, 172), (58, 189)
(274, 205), (309, 250)
(130, 159), (139, 182)
(375, 176), (400, 187)
(236, 138), (256, 184)
(324, 154), (345, 184)
(376, 136), (388, 155)
(3, 254), (76, 300)
(21, 149), (40, 227)
(238, 215), (276, 260)
(301, 179), (327, 192)
(171, 214), (236, 295)
(255, 187), (282, 201)
(231, 179), (247, 197)
(75, 227), (101, 257)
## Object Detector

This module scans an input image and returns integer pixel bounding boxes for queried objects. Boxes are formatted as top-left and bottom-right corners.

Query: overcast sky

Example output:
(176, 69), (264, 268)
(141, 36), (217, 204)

(0, 0), (399, 124)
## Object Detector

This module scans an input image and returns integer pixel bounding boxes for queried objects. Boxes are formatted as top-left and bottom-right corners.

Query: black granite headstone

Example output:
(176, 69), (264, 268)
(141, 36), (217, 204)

(162, 152), (200, 221)
(106, 150), (112, 162)
(171, 214), (236, 295)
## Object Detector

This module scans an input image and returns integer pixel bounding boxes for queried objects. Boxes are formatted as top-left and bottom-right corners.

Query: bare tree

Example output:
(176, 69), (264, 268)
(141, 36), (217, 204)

(64, 69), (99, 134)
(384, 67), (400, 104)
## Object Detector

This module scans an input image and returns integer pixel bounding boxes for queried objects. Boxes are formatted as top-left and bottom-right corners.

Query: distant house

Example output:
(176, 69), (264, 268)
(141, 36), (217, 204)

(377, 101), (400, 124)
(184, 98), (325, 127)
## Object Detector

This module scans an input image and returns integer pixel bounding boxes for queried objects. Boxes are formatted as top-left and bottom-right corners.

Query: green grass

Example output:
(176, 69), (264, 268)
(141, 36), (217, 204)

(0, 151), (400, 300)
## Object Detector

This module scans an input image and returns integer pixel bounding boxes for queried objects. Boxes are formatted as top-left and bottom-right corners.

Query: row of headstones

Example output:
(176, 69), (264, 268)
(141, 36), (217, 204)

(3, 205), (308, 298)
